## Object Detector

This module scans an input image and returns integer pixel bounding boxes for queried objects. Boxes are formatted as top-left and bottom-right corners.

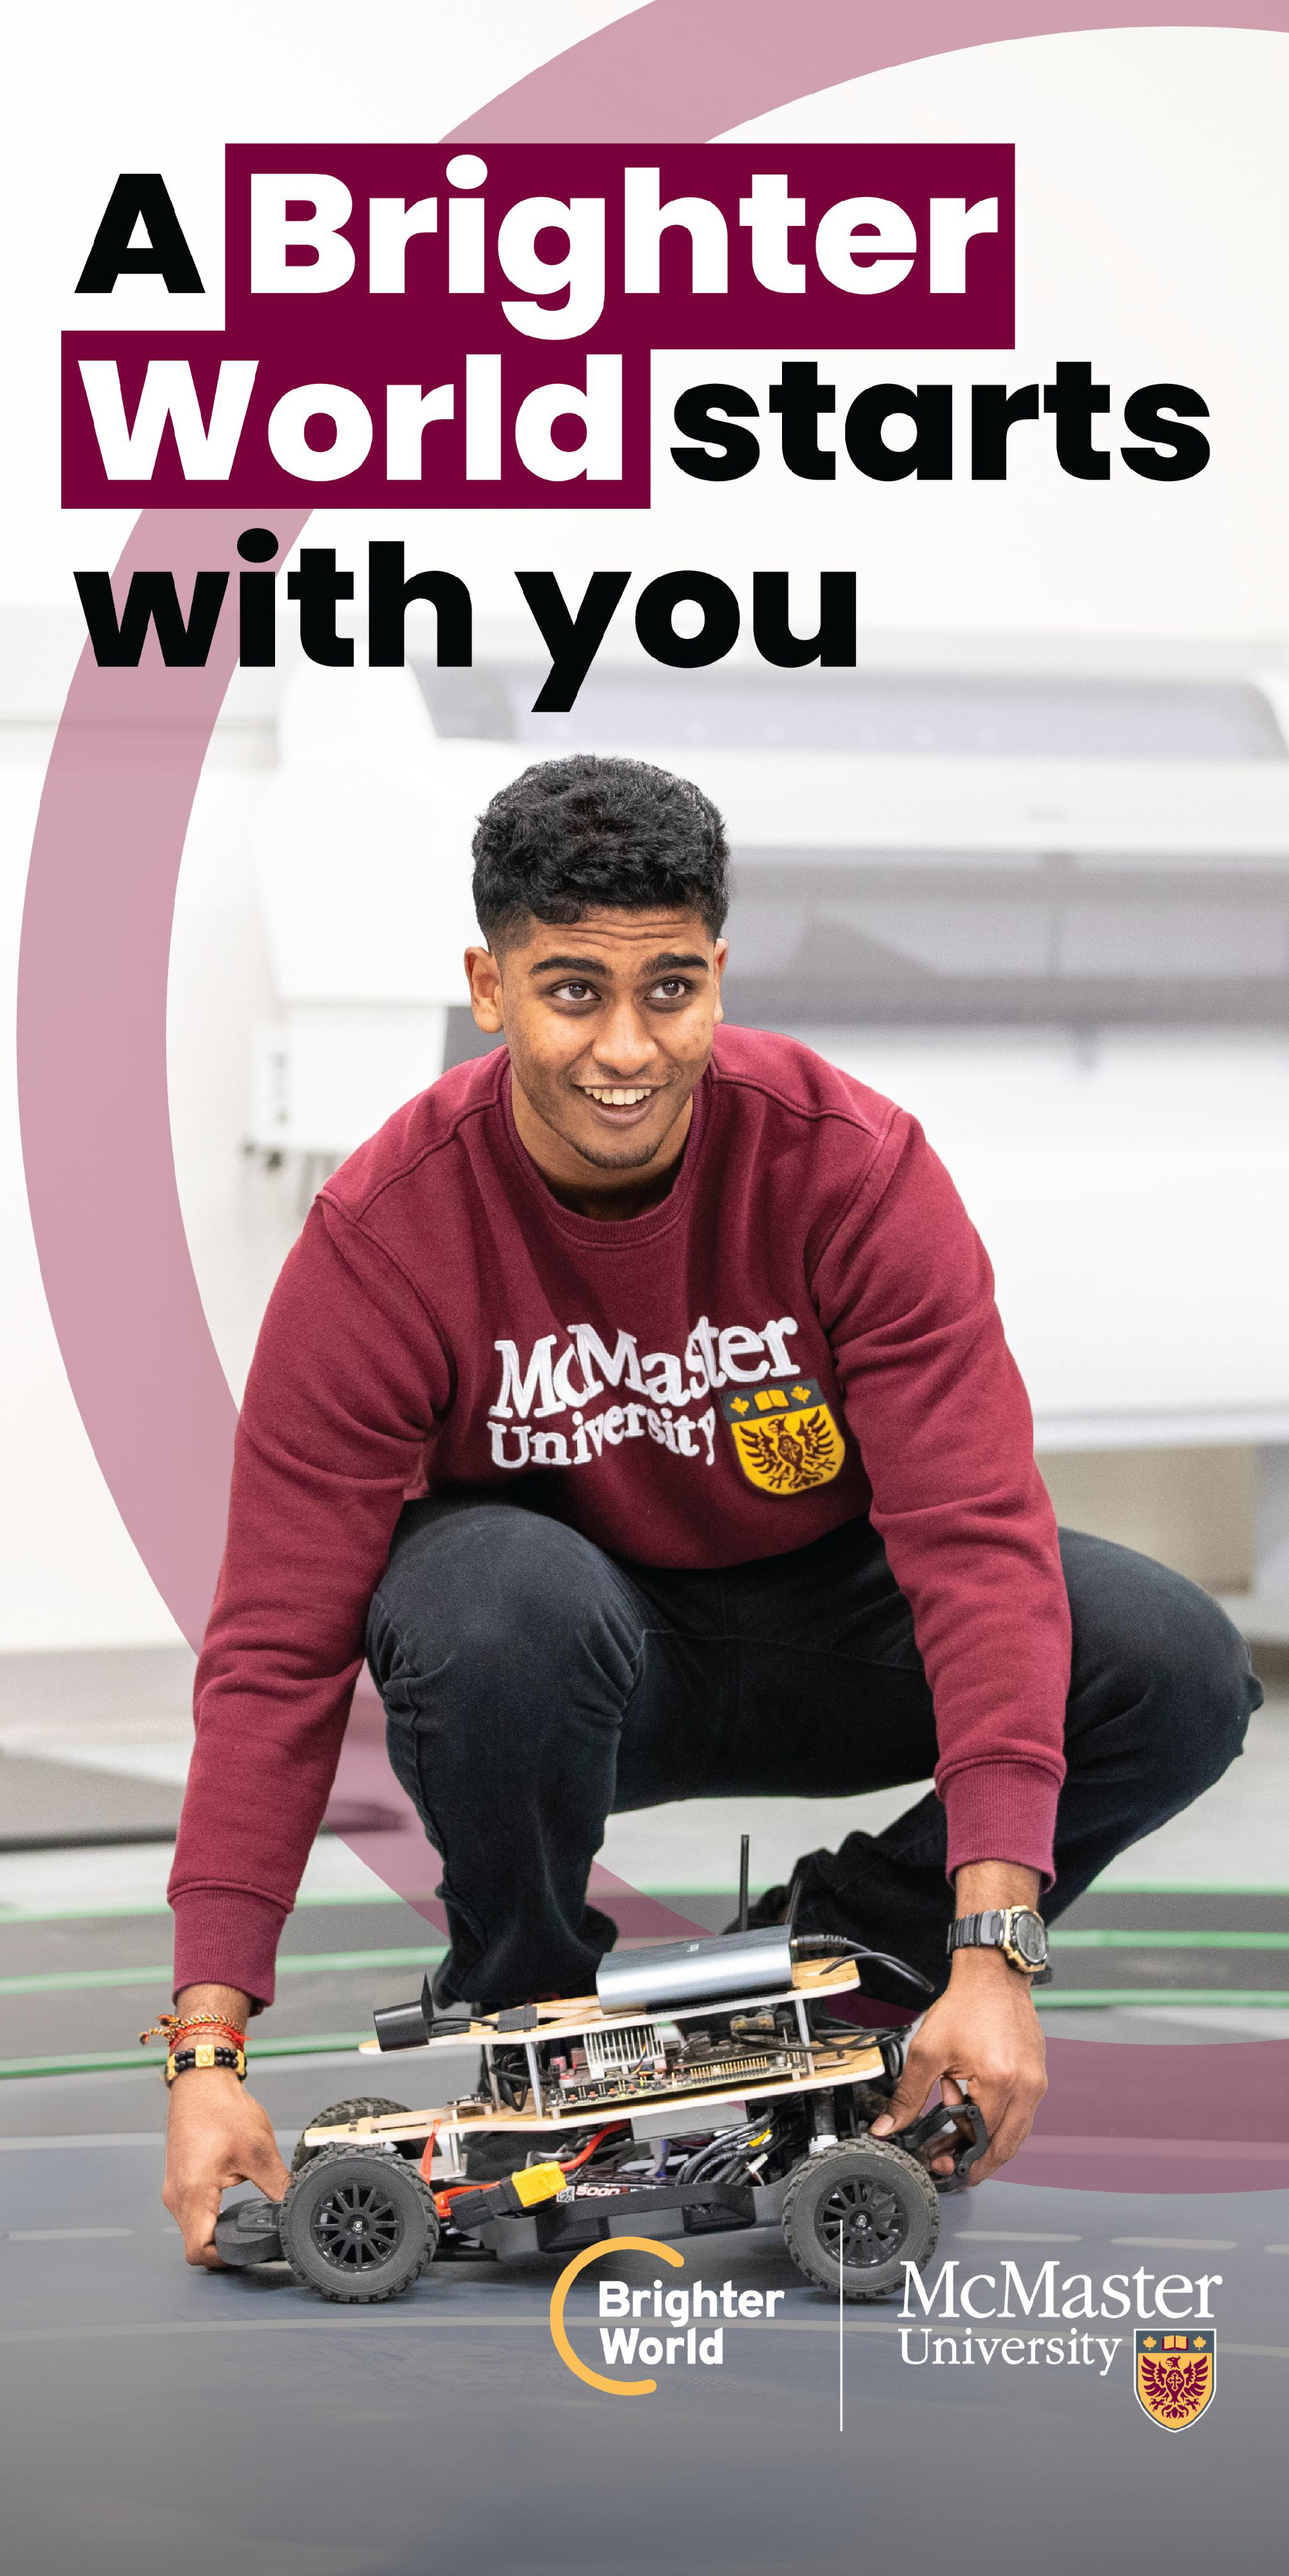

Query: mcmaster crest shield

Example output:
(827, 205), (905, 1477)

(720, 1378), (845, 1496)
(1134, 2331), (1215, 2430)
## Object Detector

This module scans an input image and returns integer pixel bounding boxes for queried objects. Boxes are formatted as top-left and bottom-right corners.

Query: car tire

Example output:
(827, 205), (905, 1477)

(781, 2139), (940, 2302)
(291, 2098), (411, 2172)
(279, 2145), (438, 2304)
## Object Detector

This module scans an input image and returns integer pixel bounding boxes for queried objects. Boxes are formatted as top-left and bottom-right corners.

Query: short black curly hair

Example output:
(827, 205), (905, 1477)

(471, 754), (729, 949)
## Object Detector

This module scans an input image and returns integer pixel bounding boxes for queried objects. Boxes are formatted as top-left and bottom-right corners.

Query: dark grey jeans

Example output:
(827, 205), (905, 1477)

(366, 1500), (1259, 2012)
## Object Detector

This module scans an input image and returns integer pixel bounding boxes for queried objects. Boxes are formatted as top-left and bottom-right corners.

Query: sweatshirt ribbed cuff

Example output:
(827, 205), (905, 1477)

(171, 1888), (291, 2013)
(940, 1759), (1062, 1888)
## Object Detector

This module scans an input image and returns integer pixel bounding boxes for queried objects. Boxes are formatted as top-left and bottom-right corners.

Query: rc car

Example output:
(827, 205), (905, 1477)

(216, 1852), (984, 2306)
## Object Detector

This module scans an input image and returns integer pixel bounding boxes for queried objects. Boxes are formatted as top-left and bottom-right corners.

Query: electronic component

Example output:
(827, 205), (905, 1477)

(595, 1924), (795, 2016)
(436, 2159), (566, 2229)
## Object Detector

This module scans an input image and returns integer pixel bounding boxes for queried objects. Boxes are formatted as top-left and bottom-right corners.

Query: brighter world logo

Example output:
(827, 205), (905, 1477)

(548, 2238), (785, 2394)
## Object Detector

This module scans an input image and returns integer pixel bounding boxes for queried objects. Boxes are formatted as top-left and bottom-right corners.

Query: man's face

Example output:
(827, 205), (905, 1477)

(464, 906), (726, 1175)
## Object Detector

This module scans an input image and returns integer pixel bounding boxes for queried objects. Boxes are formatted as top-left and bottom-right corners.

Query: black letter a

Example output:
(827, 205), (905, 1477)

(74, 569), (229, 667)
(75, 176), (204, 294)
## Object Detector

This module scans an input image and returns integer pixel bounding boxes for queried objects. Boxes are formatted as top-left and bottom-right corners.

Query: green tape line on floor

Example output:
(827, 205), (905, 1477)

(1082, 1881), (1289, 1895)
(1050, 1927), (1289, 1949)
(4, 1926), (1286, 2001)
(0, 2033), (376, 2079)
(1035, 1989), (1289, 2009)
(0, 1944), (447, 1997)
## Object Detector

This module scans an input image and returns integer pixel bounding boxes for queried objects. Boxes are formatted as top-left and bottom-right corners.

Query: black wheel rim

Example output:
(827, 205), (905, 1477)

(309, 2175), (405, 2273)
(817, 2176), (908, 2271)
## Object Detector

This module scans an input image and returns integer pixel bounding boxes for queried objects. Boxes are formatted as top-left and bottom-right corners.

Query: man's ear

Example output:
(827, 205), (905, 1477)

(464, 944), (504, 1033)
(712, 936), (728, 1028)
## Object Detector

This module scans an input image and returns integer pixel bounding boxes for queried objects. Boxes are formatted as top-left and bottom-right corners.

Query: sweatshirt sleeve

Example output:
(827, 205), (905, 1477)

(812, 1112), (1069, 1883)
(169, 1196), (454, 2007)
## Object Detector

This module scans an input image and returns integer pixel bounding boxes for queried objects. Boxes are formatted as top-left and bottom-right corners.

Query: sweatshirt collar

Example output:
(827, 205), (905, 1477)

(496, 1053), (712, 1249)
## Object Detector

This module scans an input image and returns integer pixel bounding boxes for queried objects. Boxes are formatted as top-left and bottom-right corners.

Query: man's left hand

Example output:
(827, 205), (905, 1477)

(871, 1856), (1049, 2184)
(871, 1951), (1047, 2183)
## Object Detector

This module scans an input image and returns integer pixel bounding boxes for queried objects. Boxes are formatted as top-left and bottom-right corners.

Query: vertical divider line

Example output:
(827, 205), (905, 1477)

(839, 2237), (845, 2430)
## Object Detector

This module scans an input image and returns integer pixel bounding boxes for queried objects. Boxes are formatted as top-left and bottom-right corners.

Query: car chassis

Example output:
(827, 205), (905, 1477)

(216, 1914), (986, 2306)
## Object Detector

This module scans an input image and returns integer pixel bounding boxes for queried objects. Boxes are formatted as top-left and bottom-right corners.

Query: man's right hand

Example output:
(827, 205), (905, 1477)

(163, 2067), (292, 2268)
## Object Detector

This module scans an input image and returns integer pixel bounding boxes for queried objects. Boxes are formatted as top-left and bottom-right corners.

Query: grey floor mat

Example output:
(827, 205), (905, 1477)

(0, 1756), (182, 1848)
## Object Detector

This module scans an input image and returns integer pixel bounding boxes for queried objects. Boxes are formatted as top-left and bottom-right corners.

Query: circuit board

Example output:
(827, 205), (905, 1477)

(330, 1955), (893, 2154)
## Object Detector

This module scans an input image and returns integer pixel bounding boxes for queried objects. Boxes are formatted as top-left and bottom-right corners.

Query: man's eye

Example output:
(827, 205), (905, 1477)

(552, 981), (595, 1002)
(651, 978), (691, 1001)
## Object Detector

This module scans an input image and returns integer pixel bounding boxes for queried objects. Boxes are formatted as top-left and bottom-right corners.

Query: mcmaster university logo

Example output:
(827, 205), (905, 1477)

(486, 1315), (845, 1495)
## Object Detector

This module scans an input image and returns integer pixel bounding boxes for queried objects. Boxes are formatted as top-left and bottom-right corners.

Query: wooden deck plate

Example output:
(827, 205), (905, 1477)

(307, 2028), (889, 2150)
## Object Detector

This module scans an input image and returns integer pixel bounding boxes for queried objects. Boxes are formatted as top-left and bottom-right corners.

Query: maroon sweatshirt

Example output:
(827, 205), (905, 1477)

(171, 1027), (1069, 2005)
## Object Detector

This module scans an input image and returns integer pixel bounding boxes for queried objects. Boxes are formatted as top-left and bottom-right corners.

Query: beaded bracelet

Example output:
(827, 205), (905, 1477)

(165, 2040), (247, 2087)
(140, 2011), (249, 2087)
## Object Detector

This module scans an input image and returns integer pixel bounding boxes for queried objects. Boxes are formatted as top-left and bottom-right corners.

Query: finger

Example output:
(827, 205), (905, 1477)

(940, 2074), (987, 2158)
(242, 2132), (292, 2202)
(978, 2101), (1038, 2177)
(176, 2181), (224, 2269)
(871, 2045), (939, 2136)
(924, 2074), (966, 2165)
(971, 2089), (1040, 2183)
(920, 2078), (972, 2174)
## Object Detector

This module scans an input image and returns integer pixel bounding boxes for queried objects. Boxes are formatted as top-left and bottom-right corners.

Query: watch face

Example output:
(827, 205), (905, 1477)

(1012, 1911), (1047, 1965)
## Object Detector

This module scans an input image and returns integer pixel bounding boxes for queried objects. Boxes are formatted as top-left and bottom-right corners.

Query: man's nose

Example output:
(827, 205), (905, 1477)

(589, 999), (656, 1074)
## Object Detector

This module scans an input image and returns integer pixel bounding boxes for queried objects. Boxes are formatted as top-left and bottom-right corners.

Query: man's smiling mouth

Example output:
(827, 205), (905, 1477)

(578, 1084), (657, 1107)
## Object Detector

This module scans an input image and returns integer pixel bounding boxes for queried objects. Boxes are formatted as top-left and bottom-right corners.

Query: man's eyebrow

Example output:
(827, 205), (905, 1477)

(528, 951), (711, 977)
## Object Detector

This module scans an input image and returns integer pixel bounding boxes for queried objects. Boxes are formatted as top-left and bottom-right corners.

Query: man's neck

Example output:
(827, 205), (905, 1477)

(510, 1075), (694, 1222)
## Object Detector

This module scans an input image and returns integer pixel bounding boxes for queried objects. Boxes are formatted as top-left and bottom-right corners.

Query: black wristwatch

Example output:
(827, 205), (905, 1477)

(947, 1907), (1049, 1978)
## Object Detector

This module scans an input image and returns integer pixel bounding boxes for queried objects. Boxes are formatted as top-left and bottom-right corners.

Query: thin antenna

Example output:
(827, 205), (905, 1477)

(737, 1833), (750, 1934)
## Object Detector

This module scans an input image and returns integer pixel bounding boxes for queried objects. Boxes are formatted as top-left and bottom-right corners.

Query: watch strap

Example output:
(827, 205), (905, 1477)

(948, 1911), (1007, 1953)
(947, 1908), (1049, 1976)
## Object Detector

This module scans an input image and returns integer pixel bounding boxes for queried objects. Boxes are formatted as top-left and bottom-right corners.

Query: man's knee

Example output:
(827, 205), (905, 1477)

(367, 1502), (640, 1709)
(1154, 1582), (1257, 1793)
(1062, 1527), (1259, 1795)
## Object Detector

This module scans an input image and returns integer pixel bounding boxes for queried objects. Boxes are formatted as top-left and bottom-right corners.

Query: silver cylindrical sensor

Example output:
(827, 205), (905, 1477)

(596, 1925), (795, 2017)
